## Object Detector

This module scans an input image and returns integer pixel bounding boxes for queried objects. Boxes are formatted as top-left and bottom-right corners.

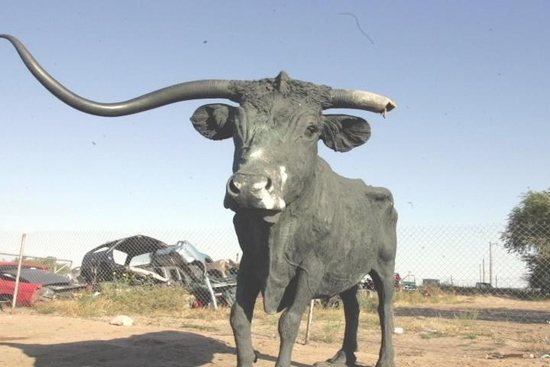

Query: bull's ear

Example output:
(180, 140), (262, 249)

(190, 103), (236, 140)
(320, 114), (371, 152)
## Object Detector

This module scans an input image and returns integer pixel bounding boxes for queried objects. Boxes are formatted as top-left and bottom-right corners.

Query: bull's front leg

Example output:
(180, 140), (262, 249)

(371, 264), (396, 367)
(275, 269), (317, 367)
(230, 268), (261, 367)
(314, 286), (360, 367)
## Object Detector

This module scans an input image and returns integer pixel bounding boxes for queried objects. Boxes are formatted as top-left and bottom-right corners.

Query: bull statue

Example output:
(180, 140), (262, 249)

(1, 34), (398, 367)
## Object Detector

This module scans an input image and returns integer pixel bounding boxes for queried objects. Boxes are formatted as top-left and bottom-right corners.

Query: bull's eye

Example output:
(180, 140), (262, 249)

(304, 124), (320, 139)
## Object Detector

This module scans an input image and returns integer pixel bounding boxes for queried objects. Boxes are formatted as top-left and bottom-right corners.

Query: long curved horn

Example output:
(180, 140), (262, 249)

(328, 89), (397, 117)
(0, 34), (239, 117)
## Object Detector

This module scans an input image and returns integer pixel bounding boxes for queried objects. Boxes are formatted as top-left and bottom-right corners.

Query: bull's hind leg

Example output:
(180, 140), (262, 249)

(371, 266), (396, 367)
(230, 272), (261, 367)
(314, 285), (360, 367)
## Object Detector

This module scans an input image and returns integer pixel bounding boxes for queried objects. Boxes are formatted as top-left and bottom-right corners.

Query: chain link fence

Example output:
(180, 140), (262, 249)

(1, 223), (549, 315)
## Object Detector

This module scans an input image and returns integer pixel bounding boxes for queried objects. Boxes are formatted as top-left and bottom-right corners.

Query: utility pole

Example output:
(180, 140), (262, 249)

(479, 264), (482, 283)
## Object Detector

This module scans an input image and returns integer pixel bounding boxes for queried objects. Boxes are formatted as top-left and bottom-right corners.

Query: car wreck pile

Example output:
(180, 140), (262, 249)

(78, 235), (238, 308)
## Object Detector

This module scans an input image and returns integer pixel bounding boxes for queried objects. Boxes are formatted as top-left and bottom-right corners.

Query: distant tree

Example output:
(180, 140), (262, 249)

(501, 189), (550, 293)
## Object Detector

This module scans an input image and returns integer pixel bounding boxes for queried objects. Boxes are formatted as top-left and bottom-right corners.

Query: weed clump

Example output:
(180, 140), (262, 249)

(35, 279), (193, 317)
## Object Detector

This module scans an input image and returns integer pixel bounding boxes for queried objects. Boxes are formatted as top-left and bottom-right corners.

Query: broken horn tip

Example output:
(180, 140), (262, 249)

(386, 100), (397, 111)
(381, 101), (397, 118)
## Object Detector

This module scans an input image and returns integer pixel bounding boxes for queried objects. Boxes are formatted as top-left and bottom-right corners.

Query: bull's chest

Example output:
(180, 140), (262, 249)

(235, 210), (339, 312)
(261, 215), (336, 309)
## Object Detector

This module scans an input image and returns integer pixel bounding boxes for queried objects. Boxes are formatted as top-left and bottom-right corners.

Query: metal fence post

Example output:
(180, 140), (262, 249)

(304, 299), (314, 344)
(11, 233), (27, 313)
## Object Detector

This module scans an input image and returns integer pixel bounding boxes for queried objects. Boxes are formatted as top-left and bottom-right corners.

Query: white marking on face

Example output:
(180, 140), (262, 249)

(249, 149), (263, 160)
(259, 193), (276, 209)
(259, 192), (286, 210)
(279, 166), (288, 190)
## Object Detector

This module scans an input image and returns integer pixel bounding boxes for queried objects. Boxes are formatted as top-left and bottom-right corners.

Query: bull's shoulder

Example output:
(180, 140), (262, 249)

(317, 158), (394, 201)
(364, 185), (394, 204)
(349, 181), (395, 213)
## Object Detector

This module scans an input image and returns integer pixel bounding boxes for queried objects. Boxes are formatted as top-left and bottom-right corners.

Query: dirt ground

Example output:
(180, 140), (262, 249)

(1, 298), (550, 367)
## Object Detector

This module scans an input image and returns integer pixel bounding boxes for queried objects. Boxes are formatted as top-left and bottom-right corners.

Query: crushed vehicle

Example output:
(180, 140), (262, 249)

(401, 274), (417, 291)
(0, 262), (86, 306)
(359, 272), (403, 291)
(79, 235), (168, 284)
(321, 273), (404, 308)
(79, 235), (238, 308)
(150, 240), (238, 308)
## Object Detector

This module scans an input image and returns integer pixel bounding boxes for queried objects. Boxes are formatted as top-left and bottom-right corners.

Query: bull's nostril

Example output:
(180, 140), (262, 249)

(265, 177), (273, 191)
(228, 179), (240, 196)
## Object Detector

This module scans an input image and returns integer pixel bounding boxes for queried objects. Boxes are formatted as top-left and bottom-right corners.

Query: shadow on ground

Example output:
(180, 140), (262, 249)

(0, 330), (318, 367)
(395, 307), (550, 324)
(1, 330), (234, 367)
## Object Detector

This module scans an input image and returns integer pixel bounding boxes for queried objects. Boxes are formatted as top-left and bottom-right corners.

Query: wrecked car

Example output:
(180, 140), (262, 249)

(149, 240), (238, 308)
(79, 235), (237, 308)
(0, 262), (86, 306)
(79, 235), (168, 284)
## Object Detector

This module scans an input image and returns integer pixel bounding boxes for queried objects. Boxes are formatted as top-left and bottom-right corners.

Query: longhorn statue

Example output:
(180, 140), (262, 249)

(1, 34), (398, 367)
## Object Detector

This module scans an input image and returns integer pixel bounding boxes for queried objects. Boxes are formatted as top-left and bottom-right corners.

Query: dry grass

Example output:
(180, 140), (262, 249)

(33, 286), (550, 356)
(393, 287), (463, 306)
(35, 282), (193, 318)
(34, 285), (463, 318)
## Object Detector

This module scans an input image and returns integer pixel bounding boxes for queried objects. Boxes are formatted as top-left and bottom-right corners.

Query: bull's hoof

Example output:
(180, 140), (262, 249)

(314, 350), (358, 367)
(237, 350), (259, 367)
(374, 357), (395, 367)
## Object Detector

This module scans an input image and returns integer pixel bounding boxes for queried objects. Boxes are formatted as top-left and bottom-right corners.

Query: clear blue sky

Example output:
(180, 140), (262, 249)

(1, 1), (549, 232)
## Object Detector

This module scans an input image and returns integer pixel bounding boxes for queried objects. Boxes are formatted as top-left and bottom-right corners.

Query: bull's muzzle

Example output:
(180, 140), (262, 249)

(224, 173), (285, 220)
